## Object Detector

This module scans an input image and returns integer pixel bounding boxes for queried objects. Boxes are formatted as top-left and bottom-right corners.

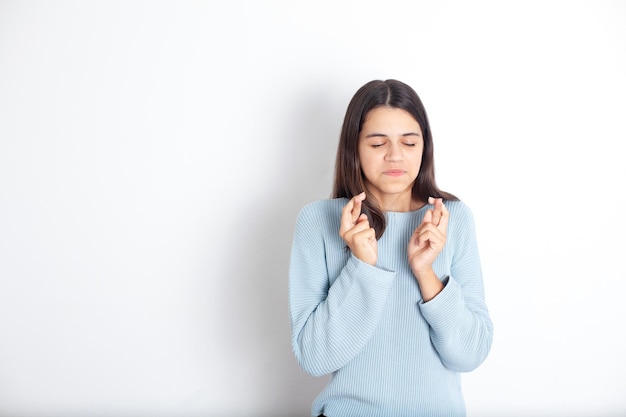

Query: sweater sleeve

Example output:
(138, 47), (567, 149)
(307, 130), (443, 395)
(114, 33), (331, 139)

(419, 202), (494, 372)
(289, 203), (395, 377)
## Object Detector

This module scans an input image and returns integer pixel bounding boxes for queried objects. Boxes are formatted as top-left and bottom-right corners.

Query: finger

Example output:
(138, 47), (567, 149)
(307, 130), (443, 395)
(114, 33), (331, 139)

(437, 202), (449, 233)
(351, 227), (377, 261)
(411, 222), (431, 249)
(340, 199), (356, 235)
(414, 232), (428, 249)
(416, 228), (444, 251)
(351, 214), (371, 234)
(409, 222), (421, 246)
(342, 213), (371, 241)
(354, 225), (376, 242)
(340, 193), (364, 234)
(351, 192), (365, 224)
(422, 208), (432, 225)
(430, 197), (443, 226)
(415, 228), (432, 249)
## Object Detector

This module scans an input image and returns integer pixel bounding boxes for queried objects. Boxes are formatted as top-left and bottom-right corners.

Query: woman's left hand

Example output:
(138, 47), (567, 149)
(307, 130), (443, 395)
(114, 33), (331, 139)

(407, 197), (449, 278)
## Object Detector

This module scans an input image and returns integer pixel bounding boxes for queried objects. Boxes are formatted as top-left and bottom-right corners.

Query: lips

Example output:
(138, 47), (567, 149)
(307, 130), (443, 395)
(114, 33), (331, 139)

(383, 169), (405, 177)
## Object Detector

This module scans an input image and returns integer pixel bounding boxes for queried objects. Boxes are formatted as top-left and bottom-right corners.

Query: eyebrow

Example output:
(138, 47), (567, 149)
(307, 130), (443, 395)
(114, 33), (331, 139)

(364, 132), (421, 138)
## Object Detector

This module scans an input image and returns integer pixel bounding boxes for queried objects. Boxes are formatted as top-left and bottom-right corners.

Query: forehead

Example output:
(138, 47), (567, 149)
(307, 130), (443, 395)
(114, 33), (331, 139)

(361, 106), (421, 133)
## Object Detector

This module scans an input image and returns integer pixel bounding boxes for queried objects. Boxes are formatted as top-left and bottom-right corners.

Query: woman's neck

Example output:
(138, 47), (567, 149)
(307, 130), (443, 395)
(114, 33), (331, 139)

(372, 192), (425, 212)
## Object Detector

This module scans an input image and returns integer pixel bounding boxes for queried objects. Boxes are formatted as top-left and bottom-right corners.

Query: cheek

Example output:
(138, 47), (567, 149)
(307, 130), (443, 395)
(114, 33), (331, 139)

(359, 153), (378, 174)
(410, 154), (423, 176)
(357, 147), (369, 166)
(414, 149), (424, 167)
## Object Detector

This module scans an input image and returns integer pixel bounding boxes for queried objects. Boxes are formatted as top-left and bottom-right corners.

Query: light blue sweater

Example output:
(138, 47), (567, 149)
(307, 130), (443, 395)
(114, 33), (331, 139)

(289, 198), (493, 417)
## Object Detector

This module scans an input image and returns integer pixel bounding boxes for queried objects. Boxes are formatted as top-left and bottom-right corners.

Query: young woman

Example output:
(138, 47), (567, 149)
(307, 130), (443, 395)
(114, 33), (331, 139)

(289, 79), (493, 417)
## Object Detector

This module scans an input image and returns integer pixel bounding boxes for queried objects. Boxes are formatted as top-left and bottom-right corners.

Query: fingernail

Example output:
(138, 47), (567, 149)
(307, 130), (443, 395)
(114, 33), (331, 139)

(428, 196), (434, 204)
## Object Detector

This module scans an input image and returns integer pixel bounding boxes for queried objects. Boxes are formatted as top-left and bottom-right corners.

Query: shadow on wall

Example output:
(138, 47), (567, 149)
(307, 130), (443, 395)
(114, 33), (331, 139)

(221, 84), (343, 417)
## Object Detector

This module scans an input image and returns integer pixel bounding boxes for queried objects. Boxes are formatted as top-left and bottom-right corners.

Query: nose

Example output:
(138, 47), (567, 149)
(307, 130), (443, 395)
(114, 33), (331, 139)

(384, 142), (402, 162)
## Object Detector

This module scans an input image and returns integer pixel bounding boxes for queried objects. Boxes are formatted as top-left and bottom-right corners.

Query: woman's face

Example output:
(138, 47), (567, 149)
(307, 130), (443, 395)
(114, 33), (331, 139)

(358, 106), (424, 208)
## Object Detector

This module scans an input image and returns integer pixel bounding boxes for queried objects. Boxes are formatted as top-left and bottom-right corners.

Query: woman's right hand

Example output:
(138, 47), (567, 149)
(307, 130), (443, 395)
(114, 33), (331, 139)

(339, 192), (378, 266)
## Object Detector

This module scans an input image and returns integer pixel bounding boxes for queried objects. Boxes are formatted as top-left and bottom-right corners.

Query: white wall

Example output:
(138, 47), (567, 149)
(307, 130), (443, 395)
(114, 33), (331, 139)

(1, 1), (625, 416)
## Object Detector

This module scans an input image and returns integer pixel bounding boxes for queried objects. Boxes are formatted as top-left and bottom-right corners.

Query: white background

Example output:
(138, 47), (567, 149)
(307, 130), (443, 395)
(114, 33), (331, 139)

(1, 1), (625, 416)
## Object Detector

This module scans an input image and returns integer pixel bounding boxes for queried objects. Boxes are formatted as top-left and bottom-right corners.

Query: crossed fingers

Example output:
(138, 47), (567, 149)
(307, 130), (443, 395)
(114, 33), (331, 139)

(428, 197), (441, 226)
(340, 192), (366, 236)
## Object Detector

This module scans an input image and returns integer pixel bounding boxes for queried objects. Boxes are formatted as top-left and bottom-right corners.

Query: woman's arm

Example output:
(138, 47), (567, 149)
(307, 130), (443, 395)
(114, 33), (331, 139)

(289, 201), (395, 377)
(419, 202), (494, 372)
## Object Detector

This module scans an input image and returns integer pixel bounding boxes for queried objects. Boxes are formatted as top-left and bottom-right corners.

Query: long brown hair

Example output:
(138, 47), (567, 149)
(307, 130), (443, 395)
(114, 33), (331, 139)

(332, 79), (458, 239)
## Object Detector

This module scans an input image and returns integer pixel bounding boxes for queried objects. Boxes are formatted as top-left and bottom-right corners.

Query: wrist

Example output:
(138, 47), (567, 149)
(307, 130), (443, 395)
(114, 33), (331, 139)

(412, 267), (444, 302)
(411, 265), (434, 280)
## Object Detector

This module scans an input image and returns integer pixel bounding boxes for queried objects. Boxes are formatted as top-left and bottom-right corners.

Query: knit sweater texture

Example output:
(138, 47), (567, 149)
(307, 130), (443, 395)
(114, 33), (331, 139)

(289, 198), (493, 417)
